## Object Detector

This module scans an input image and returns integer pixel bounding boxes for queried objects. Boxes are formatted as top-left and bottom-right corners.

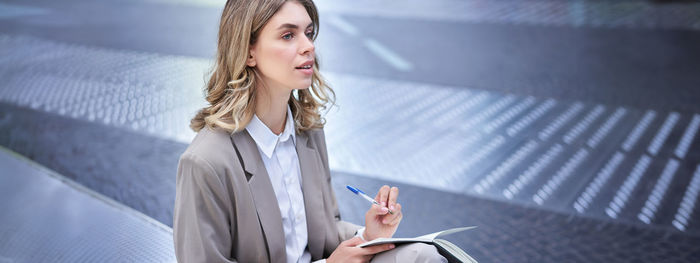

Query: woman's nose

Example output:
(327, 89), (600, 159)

(300, 37), (315, 55)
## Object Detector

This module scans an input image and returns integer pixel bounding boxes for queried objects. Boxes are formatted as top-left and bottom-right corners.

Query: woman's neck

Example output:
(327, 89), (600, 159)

(255, 86), (291, 135)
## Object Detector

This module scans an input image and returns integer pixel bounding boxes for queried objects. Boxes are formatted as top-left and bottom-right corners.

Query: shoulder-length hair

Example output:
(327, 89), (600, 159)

(190, 0), (334, 134)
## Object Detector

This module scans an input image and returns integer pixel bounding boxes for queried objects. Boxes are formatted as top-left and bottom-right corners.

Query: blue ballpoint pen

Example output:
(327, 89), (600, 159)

(346, 185), (394, 214)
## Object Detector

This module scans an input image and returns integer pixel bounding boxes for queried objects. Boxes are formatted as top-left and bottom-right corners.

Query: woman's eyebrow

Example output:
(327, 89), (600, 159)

(276, 22), (314, 30)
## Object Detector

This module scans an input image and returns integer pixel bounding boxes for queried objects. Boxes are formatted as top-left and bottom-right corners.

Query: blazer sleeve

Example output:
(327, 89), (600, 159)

(173, 153), (237, 263)
(315, 130), (362, 241)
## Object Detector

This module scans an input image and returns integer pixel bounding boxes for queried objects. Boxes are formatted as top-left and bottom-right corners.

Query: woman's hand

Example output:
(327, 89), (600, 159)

(363, 185), (403, 241)
(326, 237), (395, 263)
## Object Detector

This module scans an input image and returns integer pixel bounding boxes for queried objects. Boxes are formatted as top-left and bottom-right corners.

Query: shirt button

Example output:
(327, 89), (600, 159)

(285, 177), (293, 185)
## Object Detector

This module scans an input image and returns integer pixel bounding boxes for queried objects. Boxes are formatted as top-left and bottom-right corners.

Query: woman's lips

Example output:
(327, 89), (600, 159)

(295, 59), (314, 76)
(295, 66), (313, 76)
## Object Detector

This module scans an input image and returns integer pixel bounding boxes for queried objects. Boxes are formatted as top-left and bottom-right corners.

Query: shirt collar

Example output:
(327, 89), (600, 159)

(246, 106), (296, 159)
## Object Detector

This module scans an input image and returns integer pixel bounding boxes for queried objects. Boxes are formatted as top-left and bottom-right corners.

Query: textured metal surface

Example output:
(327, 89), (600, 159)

(0, 147), (175, 263)
(152, 0), (700, 31)
(333, 171), (700, 263)
(2, 0), (700, 261)
(2, 110), (699, 262)
(324, 74), (700, 234)
(0, 3), (48, 18)
(0, 101), (183, 227)
(316, 0), (700, 30)
(0, 34), (207, 142)
(1, 33), (700, 235)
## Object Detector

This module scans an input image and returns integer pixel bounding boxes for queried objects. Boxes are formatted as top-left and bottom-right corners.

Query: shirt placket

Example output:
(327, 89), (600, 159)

(278, 139), (303, 261)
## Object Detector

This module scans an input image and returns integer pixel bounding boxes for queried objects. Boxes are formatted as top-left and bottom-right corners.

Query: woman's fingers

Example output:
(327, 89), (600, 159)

(386, 204), (403, 226)
(375, 185), (391, 207)
(370, 204), (389, 216)
(388, 187), (399, 211)
(381, 203), (402, 224)
(361, 243), (396, 255)
(342, 237), (365, 247)
(370, 185), (401, 217)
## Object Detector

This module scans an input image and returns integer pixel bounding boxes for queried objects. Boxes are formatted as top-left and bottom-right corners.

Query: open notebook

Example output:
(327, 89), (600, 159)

(358, 226), (478, 263)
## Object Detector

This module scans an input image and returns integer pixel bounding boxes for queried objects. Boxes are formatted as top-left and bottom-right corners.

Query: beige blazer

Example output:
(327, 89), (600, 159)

(173, 127), (361, 263)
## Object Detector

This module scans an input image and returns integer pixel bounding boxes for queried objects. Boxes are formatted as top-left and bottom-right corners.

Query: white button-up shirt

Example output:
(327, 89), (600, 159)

(246, 107), (312, 263)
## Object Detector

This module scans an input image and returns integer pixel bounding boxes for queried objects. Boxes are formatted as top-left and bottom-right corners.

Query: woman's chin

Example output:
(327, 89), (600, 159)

(294, 82), (313, 90)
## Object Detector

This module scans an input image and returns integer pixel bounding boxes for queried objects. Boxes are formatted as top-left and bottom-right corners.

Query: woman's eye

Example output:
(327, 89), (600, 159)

(282, 33), (293, 40)
(305, 31), (313, 39)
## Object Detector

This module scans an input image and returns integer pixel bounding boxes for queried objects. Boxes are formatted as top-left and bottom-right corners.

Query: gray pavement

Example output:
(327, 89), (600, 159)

(3, 0), (700, 112)
(0, 102), (182, 225)
(3, 102), (700, 262)
(2, 0), (700, 261)
(0, 146), (175, 262)
(333, 170), (700, 263)
(2, 32), (699, 234)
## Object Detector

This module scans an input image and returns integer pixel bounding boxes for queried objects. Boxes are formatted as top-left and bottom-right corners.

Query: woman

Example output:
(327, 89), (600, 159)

(173, 0), (445, 262)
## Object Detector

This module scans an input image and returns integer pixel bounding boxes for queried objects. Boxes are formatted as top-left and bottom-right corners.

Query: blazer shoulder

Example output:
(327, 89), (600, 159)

(180, 127), (239, 175)
(302, 128), (330, 169)
(304, 128), (326, 146)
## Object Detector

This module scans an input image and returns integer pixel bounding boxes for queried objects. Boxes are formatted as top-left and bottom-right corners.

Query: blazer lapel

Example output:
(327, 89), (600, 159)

(231, 130), (286, 263)
(296, 132), (326, 260)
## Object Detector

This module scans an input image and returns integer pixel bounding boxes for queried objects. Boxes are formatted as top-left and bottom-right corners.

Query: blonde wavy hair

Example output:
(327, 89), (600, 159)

(191, 0), (335, 134)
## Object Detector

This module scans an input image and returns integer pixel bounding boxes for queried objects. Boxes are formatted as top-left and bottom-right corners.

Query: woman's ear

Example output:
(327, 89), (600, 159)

(247, 48), (257, 67)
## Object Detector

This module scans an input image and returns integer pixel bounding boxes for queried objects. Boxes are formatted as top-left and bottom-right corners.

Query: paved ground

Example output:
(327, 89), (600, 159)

(0, 146), (175, 262)
(2, 32), (699, 234)
(3, 0), (700, 112)
(2, 0), (700, 261)
(0, 102), (183, 225)
(3, 103), (700, 262)
(334, 171), (700, 263)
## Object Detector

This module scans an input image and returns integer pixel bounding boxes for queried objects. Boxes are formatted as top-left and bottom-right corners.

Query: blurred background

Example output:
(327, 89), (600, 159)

(2, 0), (700, 262)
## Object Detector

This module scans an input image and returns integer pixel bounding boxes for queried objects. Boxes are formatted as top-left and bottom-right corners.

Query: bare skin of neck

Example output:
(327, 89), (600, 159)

(255, 84), (291, 135)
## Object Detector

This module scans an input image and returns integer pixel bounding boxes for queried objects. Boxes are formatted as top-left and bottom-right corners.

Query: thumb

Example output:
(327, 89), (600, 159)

(367, 204), (389, 217)
(342, 237), (365, 247)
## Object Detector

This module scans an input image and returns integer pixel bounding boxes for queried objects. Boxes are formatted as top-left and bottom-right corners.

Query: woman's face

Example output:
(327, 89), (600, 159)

(248, 1), (315, 93)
